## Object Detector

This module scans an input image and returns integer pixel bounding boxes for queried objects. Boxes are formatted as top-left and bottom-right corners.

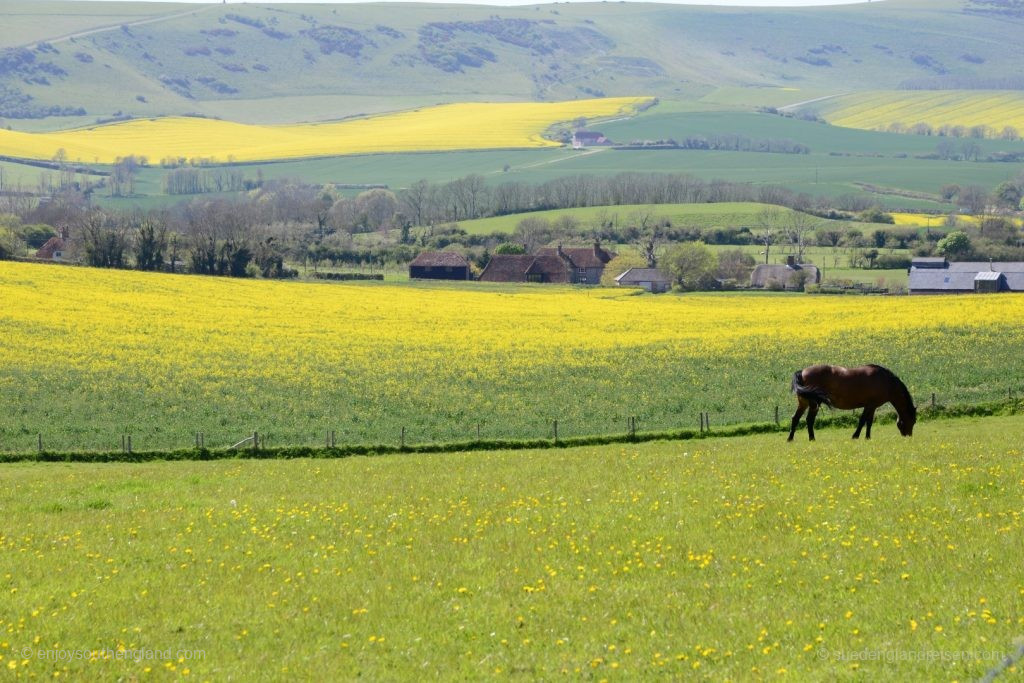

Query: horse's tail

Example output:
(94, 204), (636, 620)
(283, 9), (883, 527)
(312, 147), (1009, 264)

(792, 370), (833, 408)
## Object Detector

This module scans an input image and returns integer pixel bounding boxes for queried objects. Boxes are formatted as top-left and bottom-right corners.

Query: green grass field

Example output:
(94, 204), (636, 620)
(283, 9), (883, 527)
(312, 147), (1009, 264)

(3, 414), (1023, 679)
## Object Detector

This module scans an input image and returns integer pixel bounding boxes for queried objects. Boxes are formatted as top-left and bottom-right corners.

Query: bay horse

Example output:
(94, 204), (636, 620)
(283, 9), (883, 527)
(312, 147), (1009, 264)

(787, 364), (916, 441)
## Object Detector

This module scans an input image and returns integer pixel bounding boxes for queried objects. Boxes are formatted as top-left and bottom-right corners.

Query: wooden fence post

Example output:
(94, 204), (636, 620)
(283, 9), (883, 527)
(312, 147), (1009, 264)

(775, 406), (780, 426)
(401, 427), (405, 449)
(121, 434), (126, 453)
(127, 435), (132, 454)
(553, 420), (558, 442)
(931, 393), (936, 408)
(38, 433), (42, 452)
(331, 430), (336, 448)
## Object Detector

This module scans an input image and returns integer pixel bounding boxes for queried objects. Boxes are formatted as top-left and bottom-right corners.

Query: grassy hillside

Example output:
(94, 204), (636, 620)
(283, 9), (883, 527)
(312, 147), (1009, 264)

(3, 0), (1024, 126)
(4, 414), (1024, 678)
(2, 261), (1022, 453)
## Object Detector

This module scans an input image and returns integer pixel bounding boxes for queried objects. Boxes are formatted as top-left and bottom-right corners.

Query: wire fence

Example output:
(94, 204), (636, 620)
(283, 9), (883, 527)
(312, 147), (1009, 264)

(3, 384), (1021, 459)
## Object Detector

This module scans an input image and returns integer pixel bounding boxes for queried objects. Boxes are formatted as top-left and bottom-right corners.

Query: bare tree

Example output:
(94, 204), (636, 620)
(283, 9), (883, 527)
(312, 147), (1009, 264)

(785, 210), (816, 262)
(754, 207), (781, 264)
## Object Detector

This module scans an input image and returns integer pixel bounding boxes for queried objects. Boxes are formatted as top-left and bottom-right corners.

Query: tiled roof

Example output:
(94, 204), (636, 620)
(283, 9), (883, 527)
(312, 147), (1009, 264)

(409, 251), (468, 268)
(536, 245), (614, 269)
(478, 254), (533, 282)
(527, 251), (571, 283)
(34, 236), (65, 259)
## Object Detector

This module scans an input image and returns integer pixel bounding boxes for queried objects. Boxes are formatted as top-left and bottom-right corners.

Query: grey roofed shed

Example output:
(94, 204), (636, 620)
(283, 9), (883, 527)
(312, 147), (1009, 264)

(615, 267), (671, 293)
(908, 260), (1024, 293)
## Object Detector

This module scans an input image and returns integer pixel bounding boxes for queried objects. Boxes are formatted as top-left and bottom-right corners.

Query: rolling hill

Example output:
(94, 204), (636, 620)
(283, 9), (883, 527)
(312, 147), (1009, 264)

(3, 0), (1024, 128)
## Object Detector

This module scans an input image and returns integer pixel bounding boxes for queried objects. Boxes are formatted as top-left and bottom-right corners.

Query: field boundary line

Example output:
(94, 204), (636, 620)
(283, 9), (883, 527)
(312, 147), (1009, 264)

(2, 398), (1020, 464)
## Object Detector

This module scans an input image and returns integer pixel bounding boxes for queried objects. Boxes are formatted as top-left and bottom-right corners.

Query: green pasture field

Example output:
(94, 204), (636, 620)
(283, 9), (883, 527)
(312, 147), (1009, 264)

(3, 414), (1024, 679)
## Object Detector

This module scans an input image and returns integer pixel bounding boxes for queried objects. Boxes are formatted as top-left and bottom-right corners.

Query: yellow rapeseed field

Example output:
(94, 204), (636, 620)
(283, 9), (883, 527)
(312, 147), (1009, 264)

(1, 261), (1022, 452)
(0, 97), (650, 164)
(890, 213), (1019, 228)
(824, 90), (1024, 135)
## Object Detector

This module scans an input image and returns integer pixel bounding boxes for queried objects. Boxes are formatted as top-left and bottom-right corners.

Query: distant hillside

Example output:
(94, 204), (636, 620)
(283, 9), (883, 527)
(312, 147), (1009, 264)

(2, 0), (1024, 127)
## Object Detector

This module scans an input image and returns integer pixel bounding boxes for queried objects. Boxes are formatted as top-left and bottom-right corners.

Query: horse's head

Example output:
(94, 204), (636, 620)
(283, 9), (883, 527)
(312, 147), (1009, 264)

(897, 404), (917, 437)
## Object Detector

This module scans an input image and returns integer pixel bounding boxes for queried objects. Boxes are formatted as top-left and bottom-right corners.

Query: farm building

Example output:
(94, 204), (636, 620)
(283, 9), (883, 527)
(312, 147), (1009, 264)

(750, 256), (821, 290)
(571, 130), (612, 149)
(408, 251), (470, 280)
(34, 235), (68, 261)
(480, 243), (615, 285)
(908, 258), (1024, 294)
(615, 267), (671, 293)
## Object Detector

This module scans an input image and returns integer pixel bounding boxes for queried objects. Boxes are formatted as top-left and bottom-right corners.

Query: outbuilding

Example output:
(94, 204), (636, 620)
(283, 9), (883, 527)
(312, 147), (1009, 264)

(408, 251), (470, 280)
(908, 258), (1024, 294)
(615, 267), (671, 293)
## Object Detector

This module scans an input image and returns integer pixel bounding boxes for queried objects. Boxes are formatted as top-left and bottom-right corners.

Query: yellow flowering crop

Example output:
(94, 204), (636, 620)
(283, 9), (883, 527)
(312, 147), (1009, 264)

(1, 261), (1022, 451)
(0, 97), (650, 164)
(824, 90), (1024, 134)
(890, 213), (1016, 228)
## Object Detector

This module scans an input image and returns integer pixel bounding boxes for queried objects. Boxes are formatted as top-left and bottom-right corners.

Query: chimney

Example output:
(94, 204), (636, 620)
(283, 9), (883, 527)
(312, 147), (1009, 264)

(990, 257), (994, 271)
(593, 240), (602, 259)
(557, 243), (564, 258)
(786, 254), (796, 267)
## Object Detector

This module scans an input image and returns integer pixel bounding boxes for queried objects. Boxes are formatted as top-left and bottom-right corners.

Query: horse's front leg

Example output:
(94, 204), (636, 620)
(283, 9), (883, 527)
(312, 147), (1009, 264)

(788, 404), (807, 442)
(863, 406), (877, 439)
(852, 410), (868, 439)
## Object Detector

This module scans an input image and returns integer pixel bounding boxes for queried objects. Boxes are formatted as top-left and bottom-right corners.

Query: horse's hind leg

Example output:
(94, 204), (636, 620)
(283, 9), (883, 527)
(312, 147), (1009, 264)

(806, 404), (819, 441)
(788, 402), (807, 441)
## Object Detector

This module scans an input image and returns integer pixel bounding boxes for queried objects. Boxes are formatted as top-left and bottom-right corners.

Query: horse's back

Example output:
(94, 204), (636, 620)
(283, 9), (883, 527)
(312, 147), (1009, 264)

(798, 364), (894, 409)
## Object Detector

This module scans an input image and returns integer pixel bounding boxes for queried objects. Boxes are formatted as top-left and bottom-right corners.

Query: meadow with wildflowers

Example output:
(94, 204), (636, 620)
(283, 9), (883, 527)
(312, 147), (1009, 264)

(1, 261), (1023, 453)
(2, 415), (1024, 679)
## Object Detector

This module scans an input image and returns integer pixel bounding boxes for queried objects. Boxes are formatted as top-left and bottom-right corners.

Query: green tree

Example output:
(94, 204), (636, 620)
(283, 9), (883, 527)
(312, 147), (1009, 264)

(494, 242), (526, 255)
(663, 242), (718, 291)
(134, 217), (167, 271)
(936, 230), (971, 258)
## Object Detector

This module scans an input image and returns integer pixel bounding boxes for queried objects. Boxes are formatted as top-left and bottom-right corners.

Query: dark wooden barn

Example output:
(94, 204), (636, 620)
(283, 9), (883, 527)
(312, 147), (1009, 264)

(409, 251), (470, 280)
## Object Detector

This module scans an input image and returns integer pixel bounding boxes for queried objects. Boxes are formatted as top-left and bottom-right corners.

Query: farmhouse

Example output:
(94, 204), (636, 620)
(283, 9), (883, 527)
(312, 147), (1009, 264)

(408, 251), (470, 280)
(908, 258), (1024, 294)
(615, 267), (671, 293)
(480, 243), (614, 285)
(35, 234), (68, 261)
(750, 256), (821, 290)
(571, 130), (613, 149)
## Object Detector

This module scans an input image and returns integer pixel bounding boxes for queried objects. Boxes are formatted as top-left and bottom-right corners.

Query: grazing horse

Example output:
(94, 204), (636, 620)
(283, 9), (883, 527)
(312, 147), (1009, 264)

(788, 364), (916, 441)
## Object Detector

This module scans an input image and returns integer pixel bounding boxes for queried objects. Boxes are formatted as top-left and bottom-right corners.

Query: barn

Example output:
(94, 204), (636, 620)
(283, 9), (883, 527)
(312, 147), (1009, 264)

(408, 251), (470, 280)
(615, 267), (671, 293)
(908, 258), (1024, 294)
